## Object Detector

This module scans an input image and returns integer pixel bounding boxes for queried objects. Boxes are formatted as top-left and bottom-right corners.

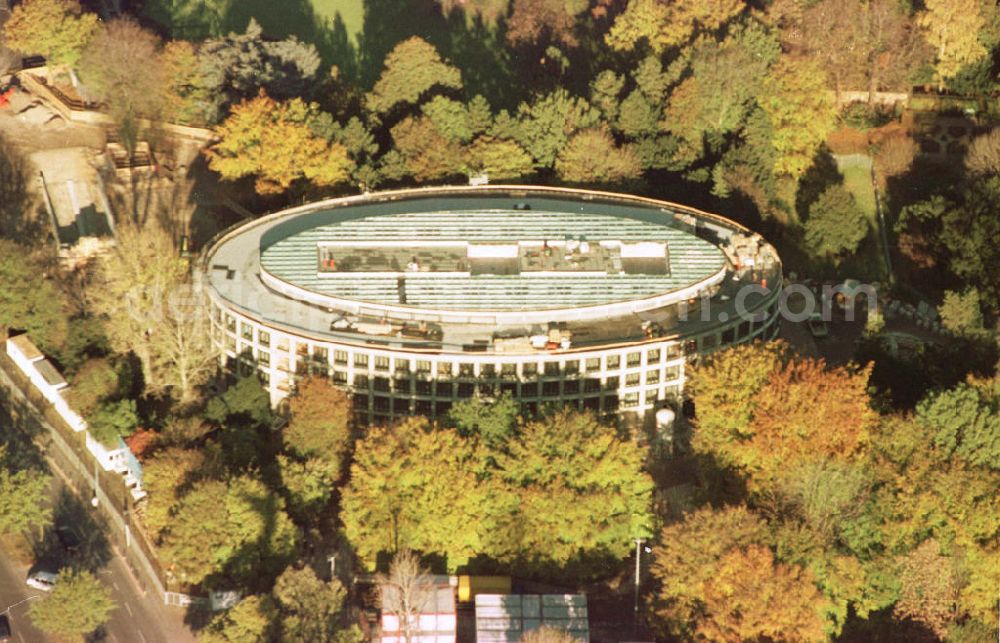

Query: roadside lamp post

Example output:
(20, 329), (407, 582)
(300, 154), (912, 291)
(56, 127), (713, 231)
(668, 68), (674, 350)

(634, 539), (652, 637)
(3, 595), (40, 614)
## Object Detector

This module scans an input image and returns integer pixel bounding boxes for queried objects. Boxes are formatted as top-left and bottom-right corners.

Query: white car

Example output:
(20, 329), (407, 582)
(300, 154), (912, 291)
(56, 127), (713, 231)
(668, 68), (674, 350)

(26, 570), (58, 592)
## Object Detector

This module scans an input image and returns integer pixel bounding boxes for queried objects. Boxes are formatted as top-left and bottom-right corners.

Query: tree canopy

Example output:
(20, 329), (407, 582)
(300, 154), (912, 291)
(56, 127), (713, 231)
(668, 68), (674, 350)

(1, 0), (98, 69)
(0, 241), (68, 353)
(28, 570), (116, 641)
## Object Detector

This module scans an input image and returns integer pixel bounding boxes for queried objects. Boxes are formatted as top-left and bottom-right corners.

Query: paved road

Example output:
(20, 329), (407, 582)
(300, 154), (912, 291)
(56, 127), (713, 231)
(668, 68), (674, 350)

(0, 540), (49, 643)
(1, 395), (195, 643)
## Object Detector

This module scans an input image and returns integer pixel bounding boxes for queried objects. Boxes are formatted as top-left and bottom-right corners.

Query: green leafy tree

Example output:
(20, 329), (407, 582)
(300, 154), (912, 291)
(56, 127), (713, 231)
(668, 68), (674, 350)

(201, 594), (278, 643)
(159, 476), (299, 588)
(804, 185), (869, 260)
(277, 454), (339, 520)
(28, 570), (116, 641)
(465, 136), (535, 180)
(759, 56), (838, 178)
(555, 127), (642, 183)
(273, 566), (362, 643)
(341, 419), (489, 570)
(205, 376), (273, 430)
(939, 289), (985, 335)
(513, 89), (601, 168)
(664, 25), (780, 147)
(64, 357), (118, 416)
(1, 0), (98, 70)
(0, 446), (52, 536)
(606, 0), (744, 53)
(367, 38), (462, 115)
(140, 446), (209, 538)
(422, 96), (480, 143)
(161, 40), (208, 125)
(197, 19), (321, 124)
(936, 176), (1000, 309)
(206, 92), (353, 194)
(447, 393), (519, 449)
(87, 398), (139, 446)
(916, 384), (1000, 469)
(493, 409), (654, 564)
(0, 241), (68, 353)
(0, 133), (41, 243)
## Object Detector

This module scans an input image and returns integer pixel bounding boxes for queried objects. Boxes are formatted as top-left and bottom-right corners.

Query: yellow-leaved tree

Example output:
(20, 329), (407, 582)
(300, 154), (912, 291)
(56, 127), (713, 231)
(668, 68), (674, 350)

(759, 56), (838, 179)
(206, 92), (354, 194)
(918, 0), (988, 89)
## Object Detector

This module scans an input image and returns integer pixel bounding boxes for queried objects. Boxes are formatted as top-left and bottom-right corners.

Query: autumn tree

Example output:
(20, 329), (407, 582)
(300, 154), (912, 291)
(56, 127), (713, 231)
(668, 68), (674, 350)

(159, 476), (298, 588)
(606, 0), (744, 53)
(873, 132), (919, 188)
(698, 546), (830, 641)
(206, 92), (353, 194)
(77, 19), (165, 153)
(759, 56), (838, 178)
(161, 40), (207, 125)
(1, 0), (98, 71)
(0, 446), (52, 536)
(0, 241), (68, 353)
(507, 0), (587, 47)
(965, 128), (1000, 175)
(893, 539), (960, 638)
(284, 376), (352, 464)
(273, 566), (362, 643)
(790, 0), (927, 99)
(648, 505), (770, 638)
(805, 184), (869, 260)
(367, 38), (462, 116)
(28, 570), (116, 640)
(689, 343), (875, 491)
(918, 0), (989, 88)
(555, 127), (641, 183)
(385, 117), (465, 181)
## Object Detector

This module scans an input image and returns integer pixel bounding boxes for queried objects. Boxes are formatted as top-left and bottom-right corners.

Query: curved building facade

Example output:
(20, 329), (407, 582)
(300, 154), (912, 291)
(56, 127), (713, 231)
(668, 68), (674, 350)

(202, 186), (782, 425)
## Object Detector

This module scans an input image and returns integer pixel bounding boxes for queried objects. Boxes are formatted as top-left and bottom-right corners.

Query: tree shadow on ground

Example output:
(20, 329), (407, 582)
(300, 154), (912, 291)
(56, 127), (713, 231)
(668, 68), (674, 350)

(32, 488), (112, 574)
(356, 0), (516, 107)
(0, 132), (48, 245)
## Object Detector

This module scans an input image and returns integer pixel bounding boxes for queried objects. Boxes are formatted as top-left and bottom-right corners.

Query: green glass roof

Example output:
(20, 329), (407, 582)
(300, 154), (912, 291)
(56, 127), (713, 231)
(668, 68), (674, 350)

(260, 208), (726, 312)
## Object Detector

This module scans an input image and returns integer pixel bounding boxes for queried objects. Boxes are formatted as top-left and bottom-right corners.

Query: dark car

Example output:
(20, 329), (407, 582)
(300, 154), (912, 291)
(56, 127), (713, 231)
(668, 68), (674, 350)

(55, 525), (80, 553)
(0, 613), (12, 643)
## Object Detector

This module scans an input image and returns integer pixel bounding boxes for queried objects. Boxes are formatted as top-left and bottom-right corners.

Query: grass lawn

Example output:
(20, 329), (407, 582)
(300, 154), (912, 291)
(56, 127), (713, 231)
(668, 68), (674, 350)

(838, 160), (877, 219)
(834, 154), (888, 282)
(309, 0), (364, 45)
